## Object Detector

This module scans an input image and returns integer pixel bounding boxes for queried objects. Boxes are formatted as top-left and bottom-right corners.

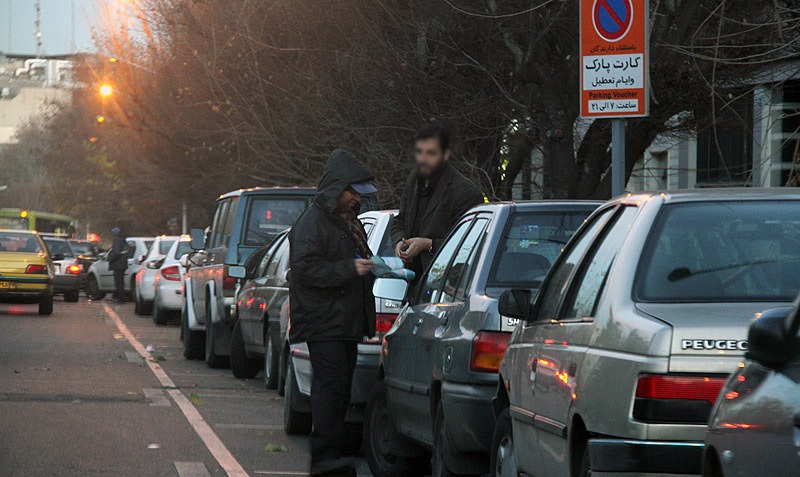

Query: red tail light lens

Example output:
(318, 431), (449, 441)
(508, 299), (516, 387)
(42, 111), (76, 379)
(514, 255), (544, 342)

(222, 272), (236, 291)
(26, 264), (47, 274)
(633, 374), (728, 424)
(161, 266), (181, 281)
(636, 374), (727, 405)
(376, 313), (398, 333)
(66, 265), (82, 275)
(470, 331), (511, 373)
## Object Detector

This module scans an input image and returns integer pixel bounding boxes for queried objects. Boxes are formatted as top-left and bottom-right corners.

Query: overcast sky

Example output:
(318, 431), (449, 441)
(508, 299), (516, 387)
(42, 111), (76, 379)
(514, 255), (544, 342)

(1, 0), (98, 55)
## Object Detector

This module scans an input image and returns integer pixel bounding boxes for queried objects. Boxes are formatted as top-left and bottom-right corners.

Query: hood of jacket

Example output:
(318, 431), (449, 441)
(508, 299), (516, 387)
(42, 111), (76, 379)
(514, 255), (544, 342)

(315, 149), (375, 213)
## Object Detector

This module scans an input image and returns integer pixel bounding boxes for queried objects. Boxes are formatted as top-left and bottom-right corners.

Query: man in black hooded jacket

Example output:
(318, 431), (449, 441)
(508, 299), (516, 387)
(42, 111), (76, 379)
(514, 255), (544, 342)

(289, 150), (377, 477)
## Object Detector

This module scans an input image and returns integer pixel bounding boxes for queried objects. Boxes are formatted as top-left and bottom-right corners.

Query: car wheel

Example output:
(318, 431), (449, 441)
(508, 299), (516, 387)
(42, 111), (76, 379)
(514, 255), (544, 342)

(490, 408), (517, 477)
(136, 288), (152, 315)
(152, 296), (168, 325)
(86, 276), (105, 301)
(38, 292), (54, 316)
(182, 306), (205, 360)
(432, 402), (467, 477)
(134, 290), (142, 314)
(205, 317), (229, 369)
(364, 381), (427, 477)
(64, 289), (80, 303)
(231, 320), (260, 379)
(283, 358), (312, 435)
(264, 325), (280, 389)
(277, 343), (288, 397)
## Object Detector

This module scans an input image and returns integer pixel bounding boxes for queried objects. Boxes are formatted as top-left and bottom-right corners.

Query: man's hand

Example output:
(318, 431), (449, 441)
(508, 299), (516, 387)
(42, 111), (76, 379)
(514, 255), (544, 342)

(397, 237), (432, 262)
(354, 259), (375, 276)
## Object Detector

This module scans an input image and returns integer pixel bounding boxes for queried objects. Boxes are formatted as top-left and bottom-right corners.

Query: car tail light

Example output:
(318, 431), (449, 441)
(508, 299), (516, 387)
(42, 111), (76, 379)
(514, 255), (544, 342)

(26, 264), (47, 274)
(161, 266), (181, 281)
(66, 265), (82, 275)
(470, 331), (511, 373)
(633, 374), (727, 424)
(376, 313), (398, 333)
(222, 272), (236, 291)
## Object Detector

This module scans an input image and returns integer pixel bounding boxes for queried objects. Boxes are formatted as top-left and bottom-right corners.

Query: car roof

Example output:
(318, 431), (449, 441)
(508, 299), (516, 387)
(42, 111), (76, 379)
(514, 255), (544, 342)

(359, 209), (398, 219)
(0, 229), (36, 234)
(468, 200), (604, 214)
(615, 188), (800, 205)
(218, 187), (316, 200)
(42, 236), (67, 242)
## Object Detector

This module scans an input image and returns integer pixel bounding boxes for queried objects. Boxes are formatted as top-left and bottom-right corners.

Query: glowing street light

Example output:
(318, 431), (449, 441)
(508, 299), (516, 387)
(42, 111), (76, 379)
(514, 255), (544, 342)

(96, 115), (106, 123)
(99, 84), (113, 97)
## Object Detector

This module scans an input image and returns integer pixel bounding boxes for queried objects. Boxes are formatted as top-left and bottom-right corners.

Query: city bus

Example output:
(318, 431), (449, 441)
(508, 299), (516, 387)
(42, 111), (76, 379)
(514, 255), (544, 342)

(0, 209), (76, 236)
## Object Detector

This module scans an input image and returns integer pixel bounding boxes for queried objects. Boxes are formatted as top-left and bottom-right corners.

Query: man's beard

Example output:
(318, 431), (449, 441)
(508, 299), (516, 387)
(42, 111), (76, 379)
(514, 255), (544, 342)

(417, 160), (445, 179)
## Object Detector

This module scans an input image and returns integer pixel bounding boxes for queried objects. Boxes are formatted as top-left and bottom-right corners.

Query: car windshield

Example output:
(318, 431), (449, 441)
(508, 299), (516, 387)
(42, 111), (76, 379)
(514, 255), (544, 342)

(243, 198), (308, 245)
(69, 241), (98, 256)
(44, 239), (74, 258)
(0, 232), (44, 253)
(158, 240), (175, 255)
(637, 201), (800, 302)
(488, 211), (590, 287)
(174, 241), (192, 259)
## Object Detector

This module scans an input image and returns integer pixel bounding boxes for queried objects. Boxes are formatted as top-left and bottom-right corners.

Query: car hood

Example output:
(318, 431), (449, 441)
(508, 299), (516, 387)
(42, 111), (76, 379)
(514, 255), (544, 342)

(0, 252), (47, 274)
(635, 302), (789, 373)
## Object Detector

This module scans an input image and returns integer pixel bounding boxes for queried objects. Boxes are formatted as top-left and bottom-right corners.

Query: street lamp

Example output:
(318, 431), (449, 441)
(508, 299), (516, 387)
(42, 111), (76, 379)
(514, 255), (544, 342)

(99, 84), (113, 97)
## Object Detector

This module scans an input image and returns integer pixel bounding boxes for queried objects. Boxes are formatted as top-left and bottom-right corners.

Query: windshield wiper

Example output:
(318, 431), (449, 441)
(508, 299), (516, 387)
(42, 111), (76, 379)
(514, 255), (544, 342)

(668, 256), (800, 282)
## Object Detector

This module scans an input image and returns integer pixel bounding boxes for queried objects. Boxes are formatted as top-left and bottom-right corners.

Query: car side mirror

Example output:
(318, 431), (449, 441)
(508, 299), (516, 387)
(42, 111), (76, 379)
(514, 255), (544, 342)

(285, 268), (291, 283)
(498, 289), (532, 321)
(373, 277), (408, 302)
(747, 307), (798, 368)
(228, 265), (246, 279)
(138, 254), (147, 263)
(51, 253), (65, 261)
(189, 228), (205, 251)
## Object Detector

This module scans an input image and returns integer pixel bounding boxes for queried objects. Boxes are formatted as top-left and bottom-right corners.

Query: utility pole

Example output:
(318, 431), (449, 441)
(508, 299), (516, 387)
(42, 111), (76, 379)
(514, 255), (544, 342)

(34, 0), (43, 58)
(181, 200), (188, 234)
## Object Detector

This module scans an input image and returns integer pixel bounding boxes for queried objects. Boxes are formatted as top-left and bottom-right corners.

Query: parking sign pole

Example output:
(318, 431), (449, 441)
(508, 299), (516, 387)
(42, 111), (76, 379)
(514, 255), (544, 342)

(611, 118), (626, 196)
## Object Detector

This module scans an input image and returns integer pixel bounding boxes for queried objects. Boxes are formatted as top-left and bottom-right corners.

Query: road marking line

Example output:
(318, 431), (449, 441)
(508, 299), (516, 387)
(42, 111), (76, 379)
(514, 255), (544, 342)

(103, 304), (249, 477)
(142, 388), (171, 407)
(175, 461), (212, 477)
(215, 423), (283, 430)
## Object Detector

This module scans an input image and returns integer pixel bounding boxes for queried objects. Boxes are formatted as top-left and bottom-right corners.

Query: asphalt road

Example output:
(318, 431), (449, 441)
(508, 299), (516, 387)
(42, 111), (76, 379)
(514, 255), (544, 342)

(0, 298), (374, 477)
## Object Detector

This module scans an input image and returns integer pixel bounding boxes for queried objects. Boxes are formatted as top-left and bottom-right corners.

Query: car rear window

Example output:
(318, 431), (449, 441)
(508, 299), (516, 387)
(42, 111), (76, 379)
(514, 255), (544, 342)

(0, 232), (43, 253)
(637, 201), (800, 302)
(158, 240), (175, 255)
(174, 242), (192, 259)
(69, 241), (97, 256)
(244, 198), (308, 245)
(488, 211), (590, 287)
(44, 239), (74, 258)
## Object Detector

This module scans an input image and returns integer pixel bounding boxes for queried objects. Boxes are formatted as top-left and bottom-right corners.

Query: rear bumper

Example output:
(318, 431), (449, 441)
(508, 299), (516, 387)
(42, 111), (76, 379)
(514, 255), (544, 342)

(157, 283), (183, 310)
(350, 347), (381, 406)
(0, 277), (52, 301)
(441, 381), (496, 453)
(588, 438), (703, 475)
(54, 274), (81, 293)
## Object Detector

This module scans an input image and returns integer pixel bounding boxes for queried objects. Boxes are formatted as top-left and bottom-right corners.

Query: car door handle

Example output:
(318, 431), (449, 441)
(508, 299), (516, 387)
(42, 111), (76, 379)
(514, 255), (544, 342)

(412, 317), (424, 335)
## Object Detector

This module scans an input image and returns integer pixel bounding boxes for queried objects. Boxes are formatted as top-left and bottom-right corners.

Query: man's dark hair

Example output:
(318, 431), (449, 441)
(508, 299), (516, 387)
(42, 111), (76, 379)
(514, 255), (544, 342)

(415, 122), (451, 151)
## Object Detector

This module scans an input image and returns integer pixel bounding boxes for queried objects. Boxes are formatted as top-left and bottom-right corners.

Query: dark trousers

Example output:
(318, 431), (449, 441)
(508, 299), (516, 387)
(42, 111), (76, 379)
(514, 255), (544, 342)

(113, 269), (126, 302)
(307, 340), (358, 470)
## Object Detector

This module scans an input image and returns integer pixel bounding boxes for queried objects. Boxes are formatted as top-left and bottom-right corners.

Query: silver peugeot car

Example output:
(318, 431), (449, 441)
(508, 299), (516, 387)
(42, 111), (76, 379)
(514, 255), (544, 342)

(492, 189), (800, 477)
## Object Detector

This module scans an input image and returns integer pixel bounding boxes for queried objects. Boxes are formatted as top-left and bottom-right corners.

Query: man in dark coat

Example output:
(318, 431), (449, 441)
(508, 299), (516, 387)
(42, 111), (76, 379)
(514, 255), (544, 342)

(107, 227), (128, 304)
(289, 150), (377, 477)
(392, 123), (483, 277)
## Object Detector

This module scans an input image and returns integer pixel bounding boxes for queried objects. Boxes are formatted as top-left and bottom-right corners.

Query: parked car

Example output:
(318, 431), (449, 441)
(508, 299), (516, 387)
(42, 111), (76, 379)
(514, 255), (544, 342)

(364, 201), (600, 477)
(68, 239), (100, 286)
(134, 235), (179, 315)
(85, 237), (154, 301)
(182, 187), (317, 367)
(491, 189), (800, 477)
(42, 236), (82, 302)
(0, 230), (54, 315)
(151, 237), (192, 325)
(704, 301), (800, 477)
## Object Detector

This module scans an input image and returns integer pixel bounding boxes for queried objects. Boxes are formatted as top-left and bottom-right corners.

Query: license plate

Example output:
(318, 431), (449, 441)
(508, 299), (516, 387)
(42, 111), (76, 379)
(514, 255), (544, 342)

(0, 281), (16, 290)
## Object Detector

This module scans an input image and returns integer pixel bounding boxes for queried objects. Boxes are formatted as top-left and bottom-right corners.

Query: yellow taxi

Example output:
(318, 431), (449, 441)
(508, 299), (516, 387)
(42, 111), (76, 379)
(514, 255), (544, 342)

(0, 230), (55, 315)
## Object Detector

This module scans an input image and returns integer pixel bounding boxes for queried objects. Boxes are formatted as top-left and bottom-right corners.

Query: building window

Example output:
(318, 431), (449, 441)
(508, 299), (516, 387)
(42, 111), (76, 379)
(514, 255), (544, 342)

(696, 92), (753, 186)
(781, 81), (800, 186)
